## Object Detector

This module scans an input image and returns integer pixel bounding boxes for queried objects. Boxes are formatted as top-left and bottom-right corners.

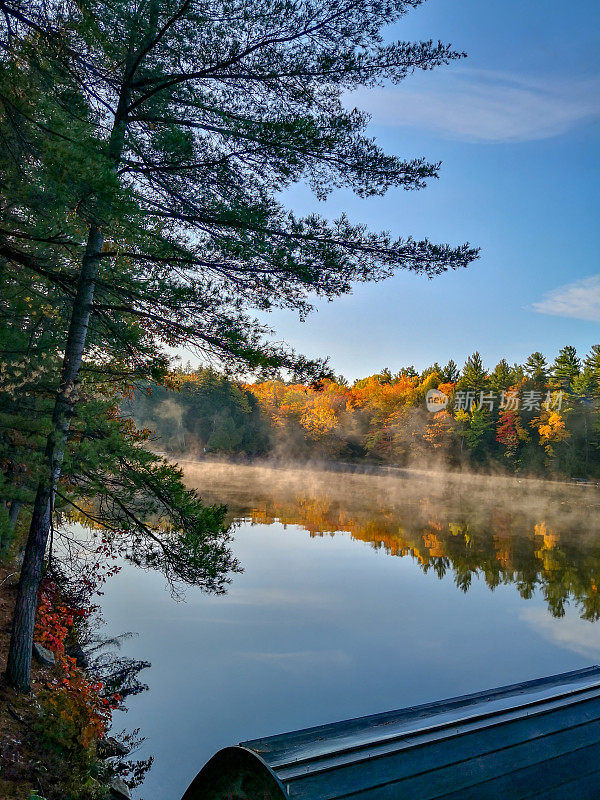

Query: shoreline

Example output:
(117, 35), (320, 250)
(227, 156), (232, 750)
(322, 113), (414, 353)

(0, 558), (145, 800)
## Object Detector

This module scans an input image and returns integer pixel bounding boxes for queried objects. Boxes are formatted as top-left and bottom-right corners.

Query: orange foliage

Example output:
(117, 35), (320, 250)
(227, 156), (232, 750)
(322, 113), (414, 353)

(40, 654), (120, 749)
(34, 570), (122, 753)
(248, 374), (425, 432)
(245, 370), (578, 470)
(537, 412), (568, 443)
(35, 591), (85, 653)
(424, 410), (454, 448)
(351, 374), (419, 416)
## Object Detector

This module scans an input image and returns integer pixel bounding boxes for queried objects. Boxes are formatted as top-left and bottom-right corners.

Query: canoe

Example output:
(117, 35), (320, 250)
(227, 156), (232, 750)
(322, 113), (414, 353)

(181, 665), (600, 800)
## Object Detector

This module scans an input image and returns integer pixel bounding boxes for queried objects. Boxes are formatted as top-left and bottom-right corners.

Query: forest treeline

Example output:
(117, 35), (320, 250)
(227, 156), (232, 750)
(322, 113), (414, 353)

(131, 344), (600, 478)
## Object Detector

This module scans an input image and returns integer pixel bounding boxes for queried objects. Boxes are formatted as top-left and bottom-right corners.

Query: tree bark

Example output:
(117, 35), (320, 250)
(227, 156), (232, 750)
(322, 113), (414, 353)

(0, 499), (20, 559)
(8, 499), (21, 530)
(5, 226), (104, 691)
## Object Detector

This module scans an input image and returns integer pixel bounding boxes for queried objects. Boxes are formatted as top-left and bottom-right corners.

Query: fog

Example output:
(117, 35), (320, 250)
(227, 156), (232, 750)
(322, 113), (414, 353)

(177, 458), (600, 540)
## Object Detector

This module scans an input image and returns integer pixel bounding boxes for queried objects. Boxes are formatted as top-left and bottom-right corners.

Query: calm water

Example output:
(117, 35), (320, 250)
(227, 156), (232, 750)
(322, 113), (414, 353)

(98, 463), (600, 799)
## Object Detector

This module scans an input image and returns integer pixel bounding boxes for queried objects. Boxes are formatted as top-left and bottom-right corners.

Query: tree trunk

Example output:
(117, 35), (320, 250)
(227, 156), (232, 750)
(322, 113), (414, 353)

(584, 409), (589, 473)
(0, 499), (21, 559)
(8, 499), (21, 530)
(5, 226), (104, 691)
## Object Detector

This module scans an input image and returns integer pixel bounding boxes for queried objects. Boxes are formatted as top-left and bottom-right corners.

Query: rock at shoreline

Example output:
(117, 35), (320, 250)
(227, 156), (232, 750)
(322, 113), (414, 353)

(98, 736), (131, 758)
(32, 642), (55, 666)
(66, 643), (89, 668)
(110, 777), (131, 800)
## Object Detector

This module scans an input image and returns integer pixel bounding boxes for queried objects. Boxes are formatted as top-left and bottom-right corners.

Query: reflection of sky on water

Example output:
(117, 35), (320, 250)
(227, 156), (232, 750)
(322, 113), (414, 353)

(240, 648), (353, 670)
(520, 607), (600, 659)
(98, 497), (600, 799)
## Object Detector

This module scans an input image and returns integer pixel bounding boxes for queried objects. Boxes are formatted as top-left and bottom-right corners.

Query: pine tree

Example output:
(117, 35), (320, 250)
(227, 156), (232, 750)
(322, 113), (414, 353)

(2, 0), (478, 689)
(584, 345), (600, 391)
(551, 346), (581, 391)
(440, 359), (459, 384)
(463, 407), (494, 462)
(489, 359), (516, 392)
(459, 352), (487, 389)
(524, 352), (548, 385)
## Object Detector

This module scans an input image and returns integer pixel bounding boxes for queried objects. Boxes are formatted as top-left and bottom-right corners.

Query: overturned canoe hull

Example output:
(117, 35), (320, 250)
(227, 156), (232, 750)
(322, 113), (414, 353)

(182, 666), (600, 800)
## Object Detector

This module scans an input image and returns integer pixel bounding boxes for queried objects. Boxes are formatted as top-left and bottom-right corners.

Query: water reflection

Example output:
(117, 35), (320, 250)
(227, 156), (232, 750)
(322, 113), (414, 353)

(185, 461), (600, 620)
(98, 462), (600, 798)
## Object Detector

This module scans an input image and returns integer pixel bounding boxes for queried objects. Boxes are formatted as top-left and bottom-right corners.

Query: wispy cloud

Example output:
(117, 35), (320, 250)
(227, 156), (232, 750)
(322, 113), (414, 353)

(521, 607), (600, 658)
(351, 70), (600, 143)
(532, 275), (600, 323)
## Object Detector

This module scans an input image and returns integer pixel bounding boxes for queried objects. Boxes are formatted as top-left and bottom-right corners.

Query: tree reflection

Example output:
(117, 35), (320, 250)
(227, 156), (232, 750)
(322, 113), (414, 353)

(192, 466), (600, 621)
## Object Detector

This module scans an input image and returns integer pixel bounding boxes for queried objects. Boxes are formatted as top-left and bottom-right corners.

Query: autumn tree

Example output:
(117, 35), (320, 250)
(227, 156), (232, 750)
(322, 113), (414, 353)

(496, 408), (529, 465)
(243, 347), (600, 474)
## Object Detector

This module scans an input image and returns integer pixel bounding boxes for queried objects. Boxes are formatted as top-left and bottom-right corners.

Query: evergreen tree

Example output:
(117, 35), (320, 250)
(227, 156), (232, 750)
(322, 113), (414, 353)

(524, 352), (548, 385)
(584, 345), (600, 391)
(397, 365), (419, 379)
(551, 346), (581, 391)
(569, 368), (600, 476)
(461, 407), (494, 463)
(511, 363), (525, 384)
(1, 0), (478, 690)
(459, 352), (487, 389)
(440, 359), (459, 384)
(489, 359), (515, 392)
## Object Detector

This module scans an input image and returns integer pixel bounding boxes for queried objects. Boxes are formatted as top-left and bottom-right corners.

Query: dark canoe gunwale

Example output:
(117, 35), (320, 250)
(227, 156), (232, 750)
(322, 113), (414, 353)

(182, 666), (600, 800)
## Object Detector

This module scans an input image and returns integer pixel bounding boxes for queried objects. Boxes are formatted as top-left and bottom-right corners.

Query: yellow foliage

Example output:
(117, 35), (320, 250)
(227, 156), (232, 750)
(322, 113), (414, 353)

(300, 399), (338, 438)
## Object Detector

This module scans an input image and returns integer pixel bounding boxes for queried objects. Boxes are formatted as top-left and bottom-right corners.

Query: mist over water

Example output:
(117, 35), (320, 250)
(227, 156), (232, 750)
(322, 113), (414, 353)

(180, 460), (600, 615)
(98, 461), (600, 798)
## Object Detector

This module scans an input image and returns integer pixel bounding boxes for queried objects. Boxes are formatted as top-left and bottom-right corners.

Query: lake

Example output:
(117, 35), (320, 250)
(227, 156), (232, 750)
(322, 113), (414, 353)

(97, 462), (600, 799)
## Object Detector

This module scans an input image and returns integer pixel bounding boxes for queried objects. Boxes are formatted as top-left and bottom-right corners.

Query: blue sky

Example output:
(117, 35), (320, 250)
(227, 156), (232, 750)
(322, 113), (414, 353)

(186, 0), (600, 379)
